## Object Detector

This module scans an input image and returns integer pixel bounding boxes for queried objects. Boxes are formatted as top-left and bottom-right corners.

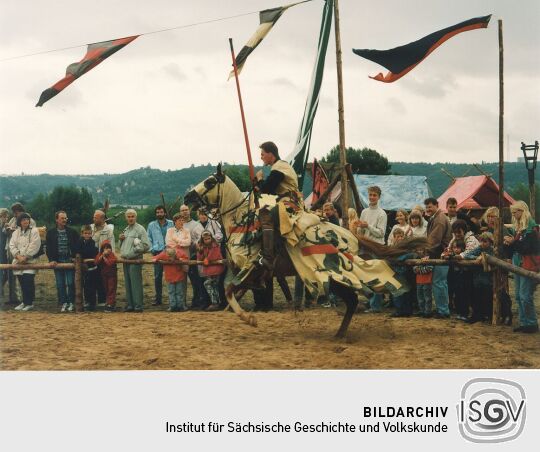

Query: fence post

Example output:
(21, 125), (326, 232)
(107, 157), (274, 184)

(74, 254), (83, 312)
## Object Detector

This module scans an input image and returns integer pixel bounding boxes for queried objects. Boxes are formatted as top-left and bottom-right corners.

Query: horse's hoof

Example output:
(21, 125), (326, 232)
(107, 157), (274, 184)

(249, 315), (258, 327)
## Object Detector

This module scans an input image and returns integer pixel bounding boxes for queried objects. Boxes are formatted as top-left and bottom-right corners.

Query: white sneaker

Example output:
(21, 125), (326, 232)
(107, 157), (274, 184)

(67, 303), (74, 312)
(61, 303), (68, 312)
(22, 305), (33, 311)
(14, 303), (25, 311)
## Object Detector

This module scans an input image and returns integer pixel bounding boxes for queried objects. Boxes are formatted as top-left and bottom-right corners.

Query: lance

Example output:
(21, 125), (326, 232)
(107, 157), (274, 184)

(228, 38), (259, 207)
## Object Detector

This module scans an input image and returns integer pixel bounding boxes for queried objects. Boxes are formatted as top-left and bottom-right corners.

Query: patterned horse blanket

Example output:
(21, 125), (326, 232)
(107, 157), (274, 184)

(225, 194), (404, 299)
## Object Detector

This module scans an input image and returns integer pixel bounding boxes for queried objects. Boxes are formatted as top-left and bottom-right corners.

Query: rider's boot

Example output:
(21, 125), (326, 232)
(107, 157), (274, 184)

(259, 229), (275, 271)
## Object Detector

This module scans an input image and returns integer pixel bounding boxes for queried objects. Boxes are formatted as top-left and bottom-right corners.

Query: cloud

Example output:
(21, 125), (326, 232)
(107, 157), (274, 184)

(162, 62), (187, 81)
(400, 75), (458, 99)
(385, 97), (407, 115)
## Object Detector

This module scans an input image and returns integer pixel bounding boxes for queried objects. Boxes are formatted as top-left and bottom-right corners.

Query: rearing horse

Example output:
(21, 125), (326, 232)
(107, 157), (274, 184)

(184, 165), (423, 337)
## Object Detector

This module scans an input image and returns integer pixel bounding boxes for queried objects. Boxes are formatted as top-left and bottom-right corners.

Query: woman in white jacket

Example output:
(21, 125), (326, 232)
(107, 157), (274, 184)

(9, 213), (41, 311)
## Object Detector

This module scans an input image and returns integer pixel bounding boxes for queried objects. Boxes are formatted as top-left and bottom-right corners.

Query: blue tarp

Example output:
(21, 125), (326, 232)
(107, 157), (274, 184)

(352, 174), (431, 211)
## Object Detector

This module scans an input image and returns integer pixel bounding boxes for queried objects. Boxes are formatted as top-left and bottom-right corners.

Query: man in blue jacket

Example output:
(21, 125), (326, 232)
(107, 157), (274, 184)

(146, 205), (173, 306)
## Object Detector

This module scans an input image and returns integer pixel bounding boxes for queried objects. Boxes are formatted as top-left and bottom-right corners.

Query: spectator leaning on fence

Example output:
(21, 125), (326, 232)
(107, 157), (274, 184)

(0, 208), (9, 301)
(9, 213), (41, 311)
(91, 209), (114, 306)
(196, 230), (225, 311)
(180, 204), (207, 310)
(119, 209), (150, 313)
(147, 205), (174, 306)
(463, 231), (496, 324)
(423, 197), (452, 319)
(153, 246), (189, 312)
(503, 200), (539, 334)
(95, 240), (118, 312)
(46, 211), (79, 311)
(75, 225), (99, 312)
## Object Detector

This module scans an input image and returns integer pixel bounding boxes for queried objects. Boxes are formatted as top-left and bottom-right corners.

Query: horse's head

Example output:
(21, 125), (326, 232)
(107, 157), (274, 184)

(184, 163), (227, 211)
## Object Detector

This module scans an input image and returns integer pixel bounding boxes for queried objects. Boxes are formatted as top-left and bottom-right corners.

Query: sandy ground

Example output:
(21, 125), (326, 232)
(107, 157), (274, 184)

(1, 259), (539, 370)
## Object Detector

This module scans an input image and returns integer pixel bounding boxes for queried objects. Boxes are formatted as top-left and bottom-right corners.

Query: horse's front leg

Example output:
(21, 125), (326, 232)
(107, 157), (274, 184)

(225, 285), (258, 327)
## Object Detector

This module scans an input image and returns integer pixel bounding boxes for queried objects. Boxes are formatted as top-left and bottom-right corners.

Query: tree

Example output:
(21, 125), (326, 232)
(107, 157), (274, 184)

(509, 182), (540, 222)
(27, 185), (95, 226)
(321, 146), (391, 175)
(225, 165), (252, 192)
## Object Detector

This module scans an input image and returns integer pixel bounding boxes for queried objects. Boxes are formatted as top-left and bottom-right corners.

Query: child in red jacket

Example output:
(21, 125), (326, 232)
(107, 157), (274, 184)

(95, 240), (118, 312)
(196, 231), (224, 311)
(153, 246), (188, 312)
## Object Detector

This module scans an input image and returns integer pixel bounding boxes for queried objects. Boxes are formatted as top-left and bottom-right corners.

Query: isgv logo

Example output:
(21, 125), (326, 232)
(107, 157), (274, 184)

(457, 378), (526, 443)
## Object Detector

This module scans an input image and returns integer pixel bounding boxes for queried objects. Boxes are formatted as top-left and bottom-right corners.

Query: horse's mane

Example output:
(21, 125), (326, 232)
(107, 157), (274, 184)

(357, 236), (428, 259)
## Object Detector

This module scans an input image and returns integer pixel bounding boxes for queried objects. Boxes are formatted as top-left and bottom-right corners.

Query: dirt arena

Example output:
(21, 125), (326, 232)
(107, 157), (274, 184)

(1, 260), (539, 370)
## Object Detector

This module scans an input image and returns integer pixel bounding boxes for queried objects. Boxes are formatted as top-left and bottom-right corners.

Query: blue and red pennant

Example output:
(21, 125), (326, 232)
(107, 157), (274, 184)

(36, 35), (138, 107)
(353, 15), (491, 83)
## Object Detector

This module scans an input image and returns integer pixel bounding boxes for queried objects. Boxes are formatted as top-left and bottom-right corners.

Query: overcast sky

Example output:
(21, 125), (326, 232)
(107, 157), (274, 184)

(0, 0), (538, 175)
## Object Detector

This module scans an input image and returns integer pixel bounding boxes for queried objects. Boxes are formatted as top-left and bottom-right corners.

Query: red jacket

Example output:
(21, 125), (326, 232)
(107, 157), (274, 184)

(153, 248), (188, 283)
(197, 243), (224, 277)
(95, 251), (117, 277)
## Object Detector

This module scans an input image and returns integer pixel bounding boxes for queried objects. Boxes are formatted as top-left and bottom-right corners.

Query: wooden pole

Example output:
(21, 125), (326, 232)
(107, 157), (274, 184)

(333, 0), (349, 228)
(492, 20), (505, 325)
(485, 253), (540, 283)
(346, 164), (363, 213)
(311, 172), (341, 210)
(74, 254), (83, 312)
(228, 38), (255, 183)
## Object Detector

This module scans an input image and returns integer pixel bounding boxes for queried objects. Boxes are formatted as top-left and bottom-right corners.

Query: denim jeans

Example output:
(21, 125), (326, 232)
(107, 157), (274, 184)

(432, 265), (450, 315)
(393, 291), (412, 315)
(167, 280), (187, 310)
(54, 269), (75, 304)
(417, 284), (432, 314)
(515, 274), (538, 327)
(153, 257), (164, 303)
(369, 293), (383, 312)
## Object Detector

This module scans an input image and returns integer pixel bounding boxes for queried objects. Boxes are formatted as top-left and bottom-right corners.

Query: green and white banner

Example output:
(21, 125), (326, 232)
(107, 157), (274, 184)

(286, 0), (333, 190)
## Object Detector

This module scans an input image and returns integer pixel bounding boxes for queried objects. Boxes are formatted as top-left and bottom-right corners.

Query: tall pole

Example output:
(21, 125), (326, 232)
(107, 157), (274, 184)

(493, 19), (504, 325)
(229, 38), (256, 183)
(333, 0), (349, 227)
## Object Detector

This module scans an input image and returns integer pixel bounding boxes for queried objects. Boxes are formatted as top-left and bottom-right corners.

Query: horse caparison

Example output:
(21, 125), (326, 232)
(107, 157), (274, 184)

(184, 165), (425, 338)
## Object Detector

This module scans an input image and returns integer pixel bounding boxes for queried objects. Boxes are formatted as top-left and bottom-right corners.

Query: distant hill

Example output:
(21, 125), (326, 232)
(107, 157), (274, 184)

(0, 161), (533, 206)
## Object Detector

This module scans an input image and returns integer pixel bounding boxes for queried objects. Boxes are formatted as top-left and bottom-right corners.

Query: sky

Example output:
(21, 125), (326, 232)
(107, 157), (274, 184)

(0, 0), (538, 175)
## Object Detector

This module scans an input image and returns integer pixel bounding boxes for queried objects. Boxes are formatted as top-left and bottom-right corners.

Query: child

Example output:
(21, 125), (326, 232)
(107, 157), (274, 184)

(95, 240), (118, 312)
(463, 232), (495, 323)
(390, 228), (405, 245)
(388, 229), (416, 317)
(413, 259), (433, 318)
(153, 246), (188, 312)
(76, 225), (99, 312)
(196, 231), (225, 311)
(443, 239), (472, 321)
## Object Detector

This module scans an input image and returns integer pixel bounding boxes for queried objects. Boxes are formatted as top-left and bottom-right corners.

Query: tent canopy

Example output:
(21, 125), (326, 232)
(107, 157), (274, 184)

(304, 174), (431, 211)
(437, 175), (515, 212)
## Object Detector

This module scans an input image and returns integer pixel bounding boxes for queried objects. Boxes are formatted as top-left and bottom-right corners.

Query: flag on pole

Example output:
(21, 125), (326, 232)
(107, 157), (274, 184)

(352, 15), (491, 83)
(286, 0), (333, 190)
(311, 158), (330, 204)
(228, 1), (309, 79)
(36, 35), (138, 107)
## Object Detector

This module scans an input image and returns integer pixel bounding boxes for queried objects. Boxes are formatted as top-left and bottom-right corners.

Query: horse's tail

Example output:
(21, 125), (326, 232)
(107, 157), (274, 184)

(357, 236), (428, 259)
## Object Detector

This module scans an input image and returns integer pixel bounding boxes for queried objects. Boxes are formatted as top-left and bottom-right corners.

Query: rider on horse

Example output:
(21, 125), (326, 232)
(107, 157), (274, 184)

(255, 141), (302, 271)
